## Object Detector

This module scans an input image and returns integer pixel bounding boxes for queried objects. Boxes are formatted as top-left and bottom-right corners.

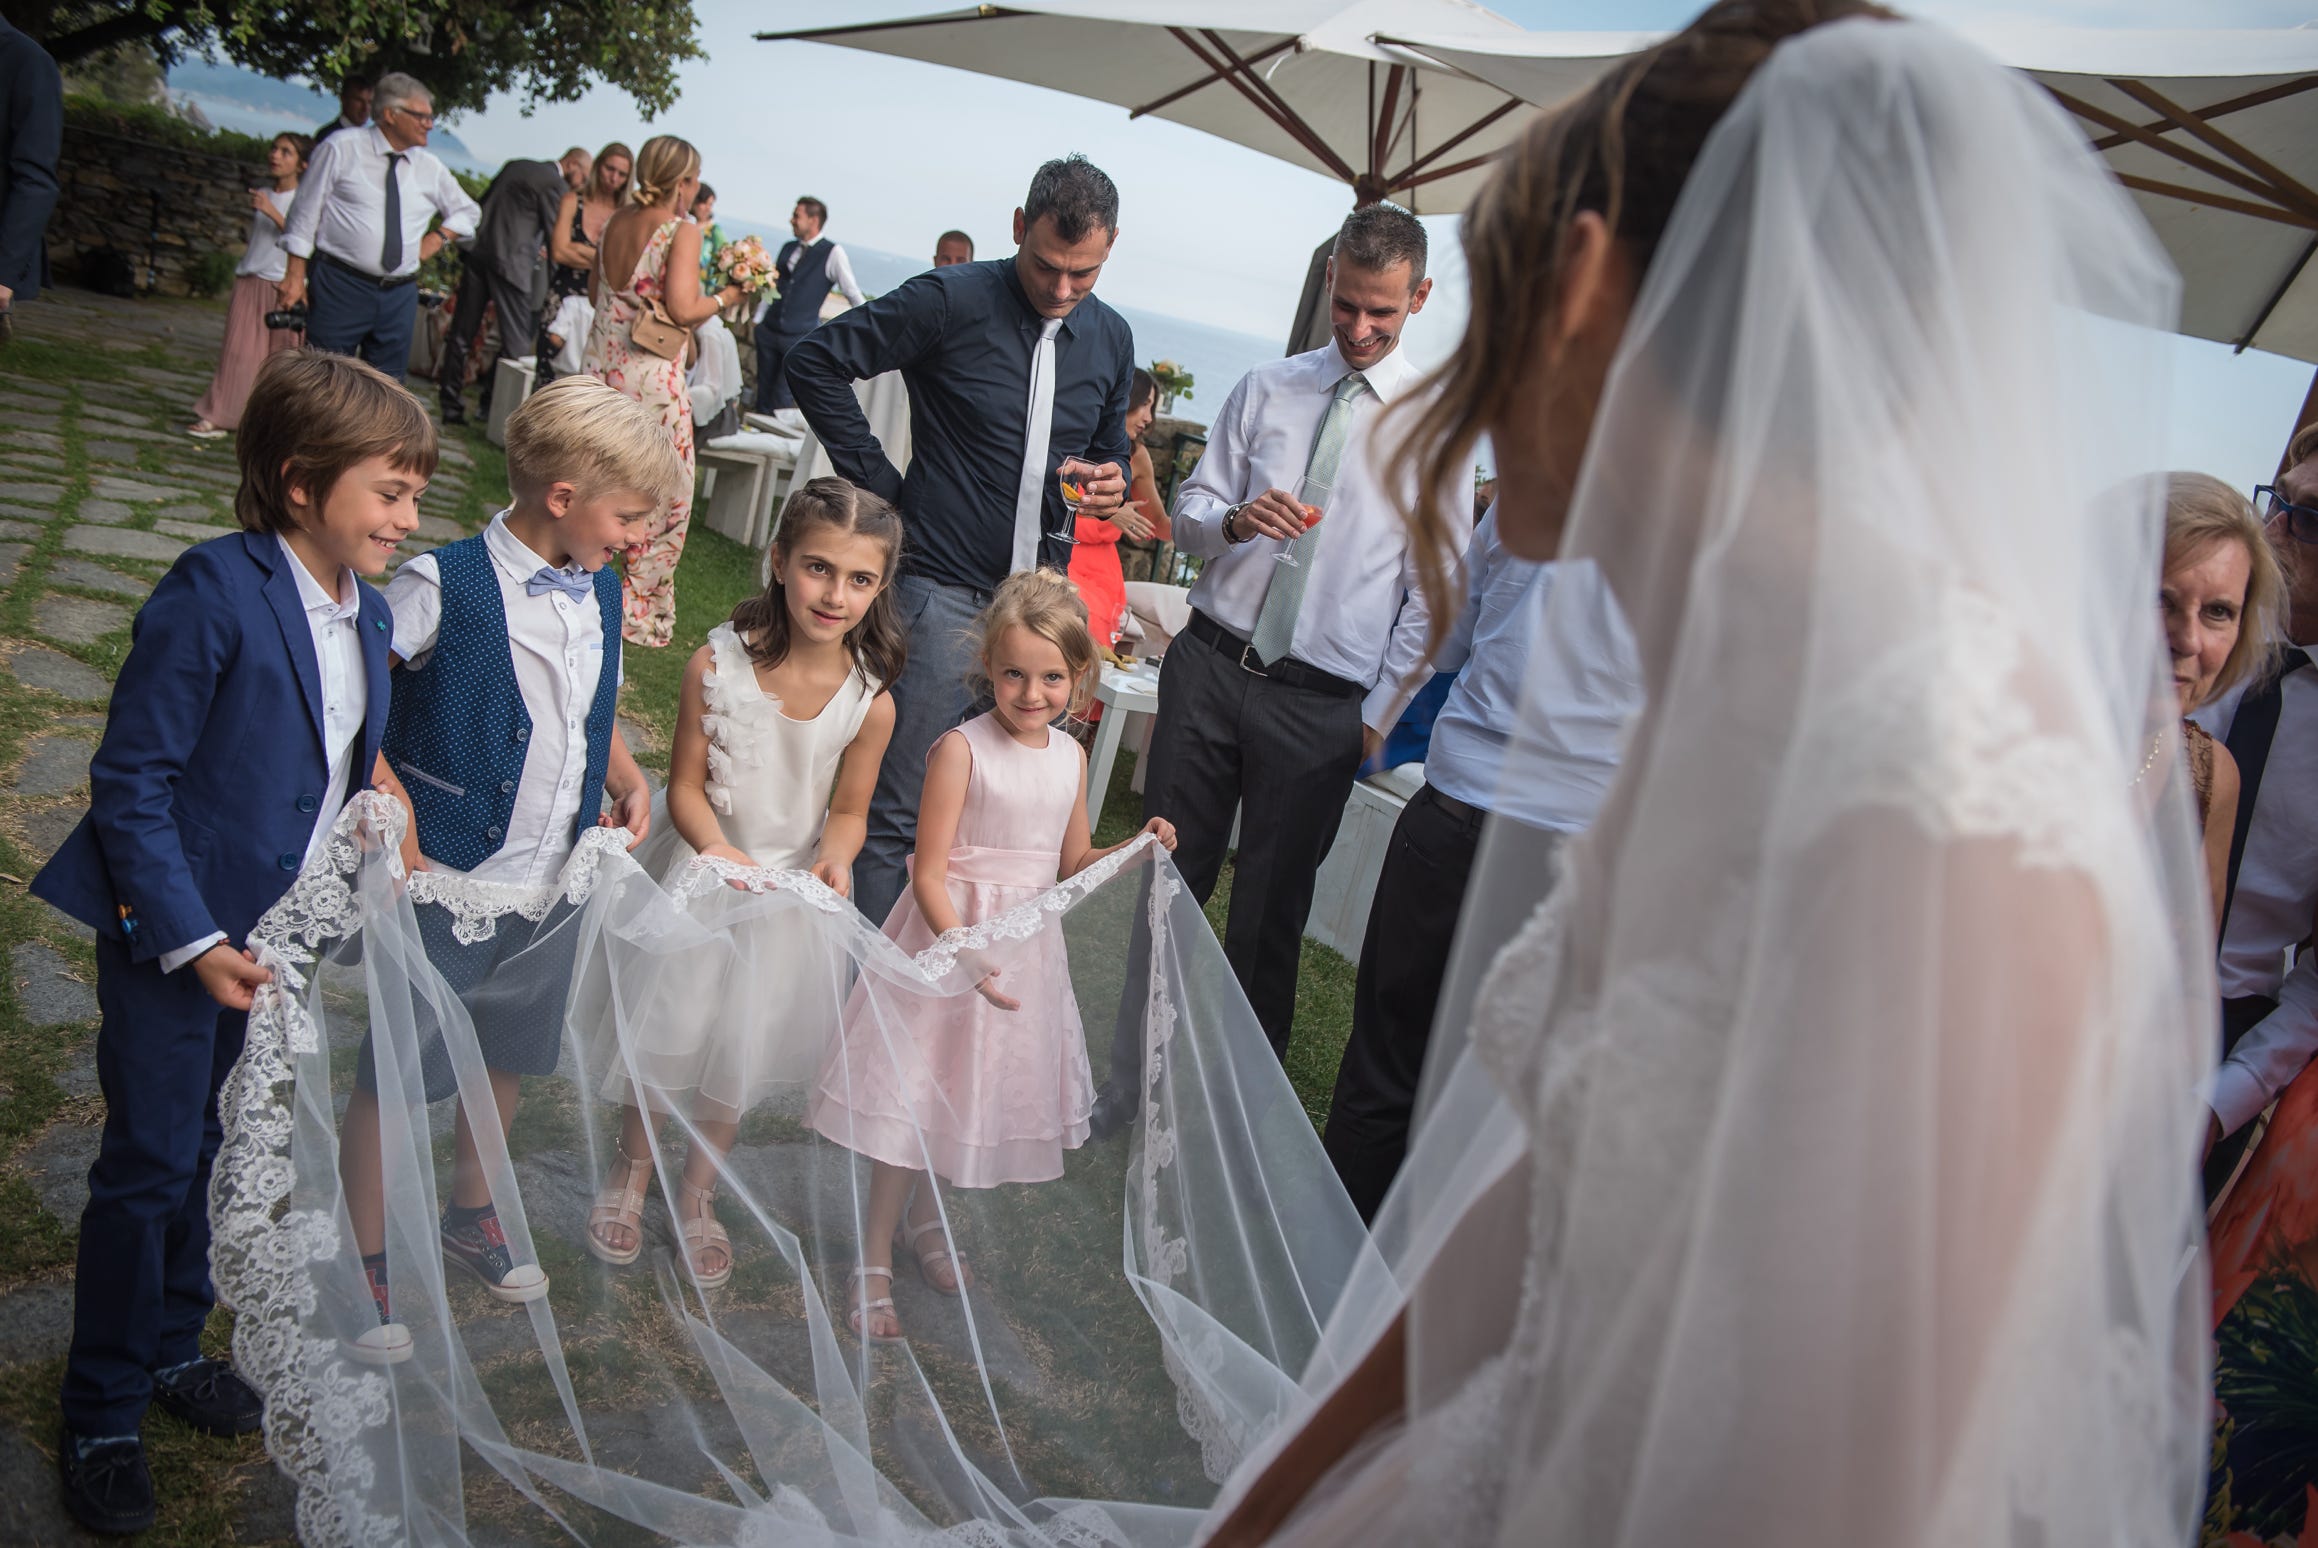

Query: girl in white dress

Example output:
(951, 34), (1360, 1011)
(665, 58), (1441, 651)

(586, 478), (903, 1288)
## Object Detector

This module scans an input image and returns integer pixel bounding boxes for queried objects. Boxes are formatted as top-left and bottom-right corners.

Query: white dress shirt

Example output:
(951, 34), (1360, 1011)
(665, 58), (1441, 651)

(752, 238), (867, 325)
(161, 537), (366, 972)
(1420, 513), (1642, 833)
(236, 185), (299, 280)
(386, 514), (611, 889)
(281, 124), (480, 280)
(1174, 340), (1470, 731)
(2193, 661), (2318, 1132)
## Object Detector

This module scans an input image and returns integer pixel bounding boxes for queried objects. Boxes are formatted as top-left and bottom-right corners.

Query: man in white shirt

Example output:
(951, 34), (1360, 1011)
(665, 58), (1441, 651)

(1323, 510), (1643, 1217)
(1092, 204), (1466, 1133)
(2197, 420), (2318, 1186)
(753, 195), (867, 416)
(276, 71), (480, 384)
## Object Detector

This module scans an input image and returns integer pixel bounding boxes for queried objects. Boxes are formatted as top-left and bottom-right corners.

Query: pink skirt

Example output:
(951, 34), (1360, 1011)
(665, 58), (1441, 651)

(193, 272), (300, 430)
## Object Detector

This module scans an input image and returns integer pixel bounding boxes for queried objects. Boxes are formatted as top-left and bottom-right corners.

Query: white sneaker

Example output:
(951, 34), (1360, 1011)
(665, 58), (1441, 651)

(347, 1322), (413, 1366)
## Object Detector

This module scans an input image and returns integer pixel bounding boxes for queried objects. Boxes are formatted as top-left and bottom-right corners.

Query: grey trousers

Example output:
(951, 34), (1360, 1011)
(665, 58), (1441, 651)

(855, 573), (993, 925)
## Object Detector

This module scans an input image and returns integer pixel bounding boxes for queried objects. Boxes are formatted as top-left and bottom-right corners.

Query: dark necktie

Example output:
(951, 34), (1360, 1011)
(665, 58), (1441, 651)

(2221, 645), (2310, 926)
(381, 153), (405, 273)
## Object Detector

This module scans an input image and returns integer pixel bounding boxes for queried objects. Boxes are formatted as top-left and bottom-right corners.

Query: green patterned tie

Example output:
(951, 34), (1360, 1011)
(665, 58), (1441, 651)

(1249, 371), (1369, 668)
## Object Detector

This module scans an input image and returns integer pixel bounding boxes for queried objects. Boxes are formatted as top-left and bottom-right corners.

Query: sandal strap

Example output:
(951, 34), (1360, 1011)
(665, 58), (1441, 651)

(850, 1265), (894, 1282)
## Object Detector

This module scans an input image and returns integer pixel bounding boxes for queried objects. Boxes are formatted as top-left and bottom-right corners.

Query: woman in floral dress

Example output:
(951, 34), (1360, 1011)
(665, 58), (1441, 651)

(583, 134), (744, 647)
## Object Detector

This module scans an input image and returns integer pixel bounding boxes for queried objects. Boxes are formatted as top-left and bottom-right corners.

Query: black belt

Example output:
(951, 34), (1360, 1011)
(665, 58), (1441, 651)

(1417, 783), (1484, 827)
(315, 250), (417, 289)
(1184, 610), (1361, 698)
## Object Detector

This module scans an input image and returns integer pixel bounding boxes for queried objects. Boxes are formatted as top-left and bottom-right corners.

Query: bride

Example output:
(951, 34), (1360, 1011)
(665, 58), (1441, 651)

(1205, 2), (2214, 1544)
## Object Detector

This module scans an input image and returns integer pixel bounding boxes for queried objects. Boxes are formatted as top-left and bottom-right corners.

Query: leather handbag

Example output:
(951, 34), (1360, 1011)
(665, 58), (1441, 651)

(628, 297), (690, 361)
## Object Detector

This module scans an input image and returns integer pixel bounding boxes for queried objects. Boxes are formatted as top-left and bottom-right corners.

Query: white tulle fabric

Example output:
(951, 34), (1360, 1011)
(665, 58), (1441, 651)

(208, 792), (1368, 1546)
(1208, 18), (2213, 1547)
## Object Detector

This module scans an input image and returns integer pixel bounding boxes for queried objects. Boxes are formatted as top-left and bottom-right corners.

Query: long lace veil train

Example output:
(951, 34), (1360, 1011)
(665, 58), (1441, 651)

(1212, 17), (2214, 1547)
(208, 800), (1370, 1545)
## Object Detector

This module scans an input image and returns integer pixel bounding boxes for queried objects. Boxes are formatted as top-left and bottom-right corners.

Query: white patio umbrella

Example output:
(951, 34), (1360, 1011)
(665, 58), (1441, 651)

(759, 2), (1550, 351)
(759, 1), (1536, 213)
(1380, 26), (2318, 372)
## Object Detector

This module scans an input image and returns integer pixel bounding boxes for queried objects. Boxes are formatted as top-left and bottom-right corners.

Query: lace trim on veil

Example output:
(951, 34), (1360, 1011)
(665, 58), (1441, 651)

(209, 793), (1174, 1546)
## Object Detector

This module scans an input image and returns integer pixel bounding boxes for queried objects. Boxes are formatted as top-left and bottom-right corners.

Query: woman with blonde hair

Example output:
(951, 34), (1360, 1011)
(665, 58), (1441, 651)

(2161, 472), (2280, 920)
(583, 134), (745, 647)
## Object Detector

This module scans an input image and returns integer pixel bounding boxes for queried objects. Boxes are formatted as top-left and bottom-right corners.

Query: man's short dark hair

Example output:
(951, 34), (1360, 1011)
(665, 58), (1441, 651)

(1334, 203), (1427, 288)
(796, 195), (828, 225)
(939, 229), (973, 254)
(1023, 155), (1118, 243)
(340, 73), (371, 95)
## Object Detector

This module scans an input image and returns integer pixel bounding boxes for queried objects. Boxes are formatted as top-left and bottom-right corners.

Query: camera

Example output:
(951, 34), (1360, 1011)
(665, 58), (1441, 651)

(264, 302), (309, 333)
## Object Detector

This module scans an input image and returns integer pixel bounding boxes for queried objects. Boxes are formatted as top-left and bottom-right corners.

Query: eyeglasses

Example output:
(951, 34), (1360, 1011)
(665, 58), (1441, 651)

(2256, 484), (2318, 545)
(389, 106), (436, 128)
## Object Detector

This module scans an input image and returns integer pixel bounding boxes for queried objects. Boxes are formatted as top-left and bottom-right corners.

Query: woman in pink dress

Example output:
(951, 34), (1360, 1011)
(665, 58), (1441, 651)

(187, 133), (310, 437)
(809, 569), (1175, 1341)
(582, 134), (744, 647)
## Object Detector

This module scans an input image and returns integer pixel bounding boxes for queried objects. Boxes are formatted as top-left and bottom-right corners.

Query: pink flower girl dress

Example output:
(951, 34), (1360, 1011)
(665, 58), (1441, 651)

(808, 711), (1094, 1187)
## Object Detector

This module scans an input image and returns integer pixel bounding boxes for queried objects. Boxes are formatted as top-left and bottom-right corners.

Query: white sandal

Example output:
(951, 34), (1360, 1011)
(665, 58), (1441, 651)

(586, 1148), (653, 1267)
(898, 1215), (971, 1297)
(848, 1265), (901, 1343)
(677, 1180), (733, 1290)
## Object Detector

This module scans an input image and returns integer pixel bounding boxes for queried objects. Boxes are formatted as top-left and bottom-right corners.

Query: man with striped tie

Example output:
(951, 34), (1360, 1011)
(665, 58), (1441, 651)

(1090, 204), (1470, 1134)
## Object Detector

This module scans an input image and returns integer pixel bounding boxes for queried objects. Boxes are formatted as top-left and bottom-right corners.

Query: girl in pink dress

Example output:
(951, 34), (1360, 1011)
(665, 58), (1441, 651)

(808, 569), (1175, 1340)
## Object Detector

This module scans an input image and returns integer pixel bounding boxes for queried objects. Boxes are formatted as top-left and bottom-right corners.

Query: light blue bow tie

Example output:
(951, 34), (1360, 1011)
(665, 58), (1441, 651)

(525, 566), (592, 602)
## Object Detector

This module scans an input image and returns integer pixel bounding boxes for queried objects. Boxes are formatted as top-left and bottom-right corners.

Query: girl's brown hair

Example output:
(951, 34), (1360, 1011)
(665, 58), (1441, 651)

(1392, 0), (1891, 640)
(236, 348), (437, 535)
(730, 477), (908, 688)
(967, 569), (1101, 718)
(273, 132), (313, 171)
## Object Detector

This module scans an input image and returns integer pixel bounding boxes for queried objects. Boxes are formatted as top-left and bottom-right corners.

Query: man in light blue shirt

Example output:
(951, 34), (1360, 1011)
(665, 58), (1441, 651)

(1322, 505), (1642, 1220)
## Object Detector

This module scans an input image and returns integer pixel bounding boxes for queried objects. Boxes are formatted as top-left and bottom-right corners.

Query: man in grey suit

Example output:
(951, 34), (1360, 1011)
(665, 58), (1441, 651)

(438, 147), (591, 424)
(0, 15), (63, 346)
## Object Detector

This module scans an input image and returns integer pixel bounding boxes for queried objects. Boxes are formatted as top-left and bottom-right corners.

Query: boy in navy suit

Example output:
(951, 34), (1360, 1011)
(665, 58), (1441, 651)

(338, 374), (679, 1361)
(34, 349), (431, 1535)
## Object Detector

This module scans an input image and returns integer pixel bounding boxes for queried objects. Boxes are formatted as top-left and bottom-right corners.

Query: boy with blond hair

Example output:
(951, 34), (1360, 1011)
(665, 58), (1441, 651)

(338, 374), (685, 1362)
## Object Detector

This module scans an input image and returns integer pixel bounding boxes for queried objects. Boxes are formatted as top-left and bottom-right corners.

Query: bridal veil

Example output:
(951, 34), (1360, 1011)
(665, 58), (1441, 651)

(1221, 15), (2214, 1547)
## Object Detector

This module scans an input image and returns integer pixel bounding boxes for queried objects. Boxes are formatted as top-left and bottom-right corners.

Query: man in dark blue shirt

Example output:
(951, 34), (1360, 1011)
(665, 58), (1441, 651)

(788, 155), (1137, 921)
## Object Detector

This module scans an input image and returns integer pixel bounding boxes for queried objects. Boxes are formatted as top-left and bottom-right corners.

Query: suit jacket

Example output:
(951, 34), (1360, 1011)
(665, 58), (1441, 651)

(0, 18), (62, 300)
(468, 158), (567, 290)
(33, 531), (395, 962)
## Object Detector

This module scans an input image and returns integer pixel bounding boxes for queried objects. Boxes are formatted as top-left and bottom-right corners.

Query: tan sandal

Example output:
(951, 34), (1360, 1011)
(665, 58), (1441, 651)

(586, 1147), (652, 1267)
(847, 1265), (901, 1343)
(678, 1180), (733, 1290)
(899, 1214), (971, 1296)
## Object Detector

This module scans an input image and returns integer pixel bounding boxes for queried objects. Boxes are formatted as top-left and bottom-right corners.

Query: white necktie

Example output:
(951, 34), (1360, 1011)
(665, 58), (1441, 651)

(1011, 317), (1063, 575)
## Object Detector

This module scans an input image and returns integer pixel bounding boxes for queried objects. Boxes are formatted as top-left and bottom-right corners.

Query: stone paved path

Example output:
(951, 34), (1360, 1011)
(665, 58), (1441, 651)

(0, 286), (498, 1546)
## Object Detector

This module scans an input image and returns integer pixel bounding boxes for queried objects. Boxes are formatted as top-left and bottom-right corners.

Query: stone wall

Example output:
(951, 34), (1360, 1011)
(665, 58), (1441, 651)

(47, 125), (266, 299)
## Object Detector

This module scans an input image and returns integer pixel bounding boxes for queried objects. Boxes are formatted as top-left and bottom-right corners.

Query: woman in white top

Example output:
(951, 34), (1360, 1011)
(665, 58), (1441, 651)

(189, 132), (309, 438)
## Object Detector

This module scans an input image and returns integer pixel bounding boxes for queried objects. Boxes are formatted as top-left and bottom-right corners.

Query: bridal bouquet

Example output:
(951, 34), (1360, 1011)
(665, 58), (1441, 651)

(715, 235), (778, 297)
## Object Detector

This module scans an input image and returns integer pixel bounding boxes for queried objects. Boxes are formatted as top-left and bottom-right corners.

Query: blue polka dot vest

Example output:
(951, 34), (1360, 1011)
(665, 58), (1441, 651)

(382, 534), (623, 872)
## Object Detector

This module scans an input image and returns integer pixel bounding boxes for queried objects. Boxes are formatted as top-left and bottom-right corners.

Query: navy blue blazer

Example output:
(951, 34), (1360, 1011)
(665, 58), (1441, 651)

(0, 19), (63, 302)
(33, 531), (395, 963)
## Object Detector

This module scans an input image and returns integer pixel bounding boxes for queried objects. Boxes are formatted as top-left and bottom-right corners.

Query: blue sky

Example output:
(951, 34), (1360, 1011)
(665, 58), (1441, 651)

(190, 0), (2318, 485)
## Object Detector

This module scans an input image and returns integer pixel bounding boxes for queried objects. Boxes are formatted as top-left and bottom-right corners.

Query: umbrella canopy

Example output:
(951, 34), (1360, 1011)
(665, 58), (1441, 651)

(757, 1), (1535, 213)
(1379, 26), (2318, 364)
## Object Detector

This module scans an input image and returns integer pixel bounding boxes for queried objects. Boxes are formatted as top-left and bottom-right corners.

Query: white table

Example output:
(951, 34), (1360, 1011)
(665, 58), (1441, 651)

(1304, 762), (1424, 956)
(485, 357), (535, 448)
(1086, 662), (1161, 830)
